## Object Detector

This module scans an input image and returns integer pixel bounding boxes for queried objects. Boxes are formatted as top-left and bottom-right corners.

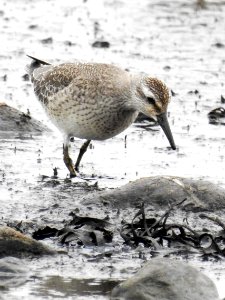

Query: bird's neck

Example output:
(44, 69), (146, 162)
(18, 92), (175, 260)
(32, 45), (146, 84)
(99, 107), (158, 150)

(128, 73), (144, 111)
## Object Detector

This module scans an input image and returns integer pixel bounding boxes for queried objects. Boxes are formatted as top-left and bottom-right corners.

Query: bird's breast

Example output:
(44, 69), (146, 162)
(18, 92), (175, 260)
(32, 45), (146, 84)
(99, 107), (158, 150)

(46, 96), (138, 140)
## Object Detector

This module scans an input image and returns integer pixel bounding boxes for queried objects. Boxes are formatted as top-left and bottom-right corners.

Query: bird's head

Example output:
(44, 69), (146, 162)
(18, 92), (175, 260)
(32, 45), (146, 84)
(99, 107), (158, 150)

(135, 76), (176, 150)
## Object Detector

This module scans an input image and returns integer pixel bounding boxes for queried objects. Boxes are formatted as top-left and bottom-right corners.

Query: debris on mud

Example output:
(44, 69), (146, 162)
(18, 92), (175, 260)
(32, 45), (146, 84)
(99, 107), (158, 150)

(40, 37), (53, 44)
(208, 107), (225, 125)
(22, 73), (30, 81)
(213, 42), (225, 49)
(39, 176), (100, 191)
(32, 213), (113, 247)
(120, 201), (225, 258)
(60, 212), (113, 246)
(92, 41), (110, 48)
(32, 226), (58, 240)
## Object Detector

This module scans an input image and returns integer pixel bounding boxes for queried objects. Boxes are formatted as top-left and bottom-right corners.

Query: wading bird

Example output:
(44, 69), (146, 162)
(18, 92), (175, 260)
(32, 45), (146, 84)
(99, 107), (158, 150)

(27, 55), (176, 177)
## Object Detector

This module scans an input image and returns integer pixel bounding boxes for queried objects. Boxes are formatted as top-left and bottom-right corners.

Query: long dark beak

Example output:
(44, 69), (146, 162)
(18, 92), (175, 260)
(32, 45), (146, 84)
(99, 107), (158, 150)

(157, 112), (176, 150)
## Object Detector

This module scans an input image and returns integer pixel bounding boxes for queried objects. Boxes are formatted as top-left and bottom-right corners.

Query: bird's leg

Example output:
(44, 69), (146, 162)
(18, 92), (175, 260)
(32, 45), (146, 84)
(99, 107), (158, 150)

(63, 141), (76, 177)
(75, 140), (91, 172)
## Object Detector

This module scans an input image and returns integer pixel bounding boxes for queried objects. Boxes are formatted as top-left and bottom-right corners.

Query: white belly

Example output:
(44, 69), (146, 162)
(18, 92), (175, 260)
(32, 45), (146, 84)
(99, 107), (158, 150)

(45, 101), (138, 140)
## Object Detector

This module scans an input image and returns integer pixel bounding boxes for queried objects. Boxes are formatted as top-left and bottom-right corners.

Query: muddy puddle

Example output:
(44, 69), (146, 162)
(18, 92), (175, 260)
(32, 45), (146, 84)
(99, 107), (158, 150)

(1, 0), (225, 299)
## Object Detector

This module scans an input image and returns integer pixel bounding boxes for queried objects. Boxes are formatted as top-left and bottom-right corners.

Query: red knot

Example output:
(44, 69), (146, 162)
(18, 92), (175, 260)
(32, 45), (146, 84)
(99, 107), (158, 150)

(27, 55), (176, 177)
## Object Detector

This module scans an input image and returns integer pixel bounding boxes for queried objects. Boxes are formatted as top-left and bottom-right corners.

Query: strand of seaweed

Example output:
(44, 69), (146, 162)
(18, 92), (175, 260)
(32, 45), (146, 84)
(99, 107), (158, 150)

(120, 199), (225, 258)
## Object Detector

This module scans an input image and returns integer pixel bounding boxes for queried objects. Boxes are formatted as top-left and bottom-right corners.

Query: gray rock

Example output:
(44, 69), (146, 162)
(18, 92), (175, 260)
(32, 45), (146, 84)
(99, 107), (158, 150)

(111, 258), (219, 300)
(0, 257), (28, 288)
(0, 102), (50, 137)
(83, 176), (225, 211)
(0, 226), (56, 258)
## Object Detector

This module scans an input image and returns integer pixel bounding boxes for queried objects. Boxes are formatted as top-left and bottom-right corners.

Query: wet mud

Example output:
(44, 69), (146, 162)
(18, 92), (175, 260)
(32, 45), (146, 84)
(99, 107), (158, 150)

(1, 0), (225, 299)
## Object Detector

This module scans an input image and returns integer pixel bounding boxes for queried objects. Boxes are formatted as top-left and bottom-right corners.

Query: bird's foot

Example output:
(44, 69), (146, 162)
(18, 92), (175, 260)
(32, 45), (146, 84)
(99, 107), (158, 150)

(64, 157), (76, 177)
(63, 144), (76, 177)
(74, 139), (91, 173)
(69, 169), (76, 178)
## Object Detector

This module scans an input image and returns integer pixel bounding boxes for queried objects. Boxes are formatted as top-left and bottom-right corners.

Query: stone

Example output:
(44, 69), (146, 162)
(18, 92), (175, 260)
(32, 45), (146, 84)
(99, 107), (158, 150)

(0, 226), (55, 258)
(0, 103), (50, 137)
(111, 258), (219, 300)
(92, 41), (110, 48)
(83, 176), (225, 211)
(40, 37), (53, 44)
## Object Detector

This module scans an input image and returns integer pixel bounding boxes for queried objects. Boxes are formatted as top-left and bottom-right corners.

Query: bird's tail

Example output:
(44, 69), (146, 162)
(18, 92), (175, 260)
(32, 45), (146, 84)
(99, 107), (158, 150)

(26, 54), (51, 77)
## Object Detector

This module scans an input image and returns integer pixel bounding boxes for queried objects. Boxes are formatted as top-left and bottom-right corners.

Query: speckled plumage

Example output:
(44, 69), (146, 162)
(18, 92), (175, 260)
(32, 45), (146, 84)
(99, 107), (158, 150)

(27, 56), (176, 176)
(31, 63), (139, 140)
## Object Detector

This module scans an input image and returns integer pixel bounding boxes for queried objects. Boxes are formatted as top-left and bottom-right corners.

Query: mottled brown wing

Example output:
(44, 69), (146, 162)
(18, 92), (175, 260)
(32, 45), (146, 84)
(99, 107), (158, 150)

(32, 64), (78, 105)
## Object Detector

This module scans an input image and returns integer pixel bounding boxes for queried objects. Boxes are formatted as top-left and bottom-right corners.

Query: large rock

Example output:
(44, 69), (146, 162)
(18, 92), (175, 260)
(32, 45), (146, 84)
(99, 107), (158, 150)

(83, 176), (225, 211)
(0, 226), (55, 258)
(111, 258), (219, 300)
(0, 102), (50, 136)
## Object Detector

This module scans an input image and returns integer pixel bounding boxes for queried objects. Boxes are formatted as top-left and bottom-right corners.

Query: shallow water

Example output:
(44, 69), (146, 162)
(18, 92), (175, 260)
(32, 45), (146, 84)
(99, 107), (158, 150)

(1, 0), (225, 298)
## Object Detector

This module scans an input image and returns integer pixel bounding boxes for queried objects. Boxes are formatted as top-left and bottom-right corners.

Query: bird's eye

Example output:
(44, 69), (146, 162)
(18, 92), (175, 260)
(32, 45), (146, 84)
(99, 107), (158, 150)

(147, 97), (155, 105)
